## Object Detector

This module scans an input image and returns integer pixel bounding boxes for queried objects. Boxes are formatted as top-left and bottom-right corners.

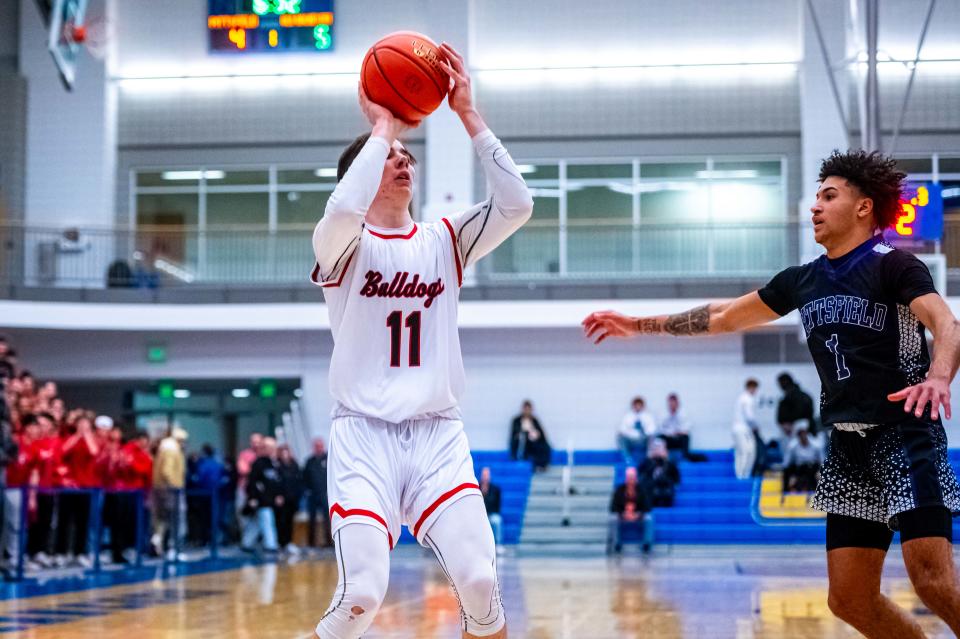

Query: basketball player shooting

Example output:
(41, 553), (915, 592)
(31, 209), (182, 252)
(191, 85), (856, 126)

(311, 42), (532, 639)
(583, 151), (960, 638)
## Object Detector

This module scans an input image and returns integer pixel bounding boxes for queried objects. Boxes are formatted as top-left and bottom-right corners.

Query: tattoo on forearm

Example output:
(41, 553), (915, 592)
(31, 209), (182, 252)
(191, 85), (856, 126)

(664, 305), (711, 336)
(635, 318), (663, 334)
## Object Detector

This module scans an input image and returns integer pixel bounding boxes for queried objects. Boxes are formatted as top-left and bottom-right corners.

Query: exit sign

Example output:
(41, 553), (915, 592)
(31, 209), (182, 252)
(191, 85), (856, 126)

(147, 344), (167, 363)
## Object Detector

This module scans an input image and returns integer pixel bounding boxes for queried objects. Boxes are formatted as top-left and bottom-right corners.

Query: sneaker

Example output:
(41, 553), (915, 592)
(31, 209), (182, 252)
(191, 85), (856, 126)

(285, 543), (300, 556)
(122, 548), (139, 564)
(75, 554), (92, 569)
(150, 534), (163, 557)
(33, 552), (53, 567)
(54, 554), (69, 568)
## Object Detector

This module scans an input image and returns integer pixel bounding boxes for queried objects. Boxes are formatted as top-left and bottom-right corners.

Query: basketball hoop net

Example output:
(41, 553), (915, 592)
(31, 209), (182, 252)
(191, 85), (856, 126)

(64, 15), (109, 61)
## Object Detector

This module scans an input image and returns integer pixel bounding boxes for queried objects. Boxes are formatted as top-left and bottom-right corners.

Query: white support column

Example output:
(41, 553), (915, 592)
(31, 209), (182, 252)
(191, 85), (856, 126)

(19, 0), (117, 286)
(421, 0), (473, 225)
(798, 0), (852, 264)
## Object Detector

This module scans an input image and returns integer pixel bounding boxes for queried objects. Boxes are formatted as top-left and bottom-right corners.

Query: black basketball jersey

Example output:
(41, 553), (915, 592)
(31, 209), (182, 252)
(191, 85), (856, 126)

(758, 235), (938, 426)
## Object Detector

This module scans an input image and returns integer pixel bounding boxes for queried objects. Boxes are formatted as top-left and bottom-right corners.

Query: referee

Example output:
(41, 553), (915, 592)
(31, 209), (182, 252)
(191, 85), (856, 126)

(584, 150), (960, 637)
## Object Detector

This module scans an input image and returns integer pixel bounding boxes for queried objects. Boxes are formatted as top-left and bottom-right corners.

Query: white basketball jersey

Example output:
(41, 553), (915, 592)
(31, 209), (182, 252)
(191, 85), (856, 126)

(319, 219), (464, 423)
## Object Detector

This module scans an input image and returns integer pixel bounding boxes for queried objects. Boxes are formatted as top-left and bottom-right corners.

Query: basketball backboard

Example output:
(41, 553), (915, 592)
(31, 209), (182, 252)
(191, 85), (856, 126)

(36, 0), (90, 90)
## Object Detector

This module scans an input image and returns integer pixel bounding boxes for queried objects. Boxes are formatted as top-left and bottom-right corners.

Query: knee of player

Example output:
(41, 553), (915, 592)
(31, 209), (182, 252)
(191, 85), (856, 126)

(456, 562), (499, 611)
(345, 565), (390, 612)
(826, 587), (875, 621)
(911, 570), (958, 608)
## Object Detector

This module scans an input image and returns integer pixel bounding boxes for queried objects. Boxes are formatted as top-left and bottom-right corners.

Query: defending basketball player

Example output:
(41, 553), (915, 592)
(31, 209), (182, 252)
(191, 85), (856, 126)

(583, 151), (960, 638)
(311, 42), (531, 639)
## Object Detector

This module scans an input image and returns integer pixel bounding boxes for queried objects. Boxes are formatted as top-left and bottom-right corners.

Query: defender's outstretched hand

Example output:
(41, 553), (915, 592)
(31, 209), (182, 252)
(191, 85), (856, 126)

(582, 310), (640, 344)
(888, 376), (952, 420)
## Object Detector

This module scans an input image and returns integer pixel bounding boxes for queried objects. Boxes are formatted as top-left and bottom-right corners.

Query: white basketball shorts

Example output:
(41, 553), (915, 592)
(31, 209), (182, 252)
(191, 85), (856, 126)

(327, 415), (482, 548)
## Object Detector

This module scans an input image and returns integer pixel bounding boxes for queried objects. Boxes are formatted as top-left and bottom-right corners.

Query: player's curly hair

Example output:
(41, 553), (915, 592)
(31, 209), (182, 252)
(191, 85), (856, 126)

(818, 150), (906, 230)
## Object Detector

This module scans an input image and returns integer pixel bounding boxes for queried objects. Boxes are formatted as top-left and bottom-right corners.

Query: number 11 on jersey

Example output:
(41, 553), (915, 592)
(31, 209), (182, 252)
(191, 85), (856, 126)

(387, 311), (421, 367)
(825, 333), (851, 381)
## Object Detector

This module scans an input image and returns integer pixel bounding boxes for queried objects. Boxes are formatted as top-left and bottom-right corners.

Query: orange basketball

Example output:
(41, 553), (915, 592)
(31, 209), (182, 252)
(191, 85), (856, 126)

(361, 31), (449, 125)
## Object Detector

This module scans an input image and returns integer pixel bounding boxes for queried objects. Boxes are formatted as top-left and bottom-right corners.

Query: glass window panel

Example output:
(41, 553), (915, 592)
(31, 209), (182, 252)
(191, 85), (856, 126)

(278, 169), (338, 185)
(640, 162), (706, 178)
(712, 160), (781, 177)
(635, 225), (710, 274)
(567, 225), (633, 274)
(489, 226), (559, 275)
(942, 181), (960, 268)
(135, 193), (199, 279)
(712, 225), (789, 274)
(943, 181), (960, 210)
(207, 170), (269, 186)
(568, 185), (632, 220)
(278, 190), (330, 226)
(640, 185), (709, 223)
(939, 157), (960, 174)
(567, 163), (632, 179)
(137, 171), (199, 187)
(517, 164), (558, 180)
(207, 192), (269, 226)
(531, 194), (559, 221)
(895, 158), (933, 174)
(205, 193), (270, 281)
(709, 182), (783, 221)
(136, 193), (199, 226)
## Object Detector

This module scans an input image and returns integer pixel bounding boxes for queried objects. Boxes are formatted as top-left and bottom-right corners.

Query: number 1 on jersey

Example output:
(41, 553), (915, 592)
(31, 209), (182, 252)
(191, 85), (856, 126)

(387, 311), (421, 367)
(825, 333), (851, 381)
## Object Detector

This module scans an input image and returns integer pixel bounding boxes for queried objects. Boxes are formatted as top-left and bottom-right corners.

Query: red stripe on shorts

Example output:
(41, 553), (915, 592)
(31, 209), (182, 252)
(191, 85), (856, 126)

(412, 482), (480, 538)
(330, 503), (394, 549)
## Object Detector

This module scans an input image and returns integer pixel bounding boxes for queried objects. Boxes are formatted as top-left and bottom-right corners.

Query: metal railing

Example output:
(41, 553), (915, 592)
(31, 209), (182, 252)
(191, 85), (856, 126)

(0, 220), (805, 292)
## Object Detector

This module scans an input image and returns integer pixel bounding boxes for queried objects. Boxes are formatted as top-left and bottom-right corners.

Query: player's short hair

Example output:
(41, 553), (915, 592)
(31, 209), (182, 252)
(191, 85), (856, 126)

(745, 379), (759, 390)
(337, 133), (418, 182)
(818, 150), (906, 230)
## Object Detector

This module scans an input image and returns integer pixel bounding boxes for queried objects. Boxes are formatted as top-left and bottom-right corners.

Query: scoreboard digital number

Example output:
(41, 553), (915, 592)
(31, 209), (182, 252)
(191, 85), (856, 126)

(888, 182), (944, 242)
(208, 0), (334, 53)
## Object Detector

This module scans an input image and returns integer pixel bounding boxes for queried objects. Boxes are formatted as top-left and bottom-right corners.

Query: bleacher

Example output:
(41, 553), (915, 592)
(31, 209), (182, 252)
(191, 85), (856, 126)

(395, 452), (532, 545)
(395, 448), (960, 547)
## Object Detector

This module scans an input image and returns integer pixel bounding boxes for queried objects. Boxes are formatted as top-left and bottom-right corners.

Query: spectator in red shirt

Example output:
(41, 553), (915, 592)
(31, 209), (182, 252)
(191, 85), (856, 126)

(55, 415), (99, 568)
(27, 412), (60, 566)
(2, 417), (38, 570)
(109, 429), (152, 564)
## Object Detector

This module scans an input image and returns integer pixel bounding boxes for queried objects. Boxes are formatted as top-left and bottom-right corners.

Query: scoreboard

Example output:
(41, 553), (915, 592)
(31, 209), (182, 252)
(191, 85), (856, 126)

(208, 0), (334, 53)
(887, 182), (944, 242)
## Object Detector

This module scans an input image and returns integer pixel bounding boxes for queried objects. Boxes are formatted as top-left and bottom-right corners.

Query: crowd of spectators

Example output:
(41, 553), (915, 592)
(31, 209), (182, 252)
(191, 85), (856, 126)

(731, 373), (824, 494)
(0, 335), (333, 575)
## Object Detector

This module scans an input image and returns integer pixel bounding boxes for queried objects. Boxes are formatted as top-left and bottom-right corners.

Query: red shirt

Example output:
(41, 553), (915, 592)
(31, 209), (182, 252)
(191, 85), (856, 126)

(115, 443), (153, 492)
(31, 437), (62, 489)
(6, 436), (34, 488)
(61, 437), (100, 488)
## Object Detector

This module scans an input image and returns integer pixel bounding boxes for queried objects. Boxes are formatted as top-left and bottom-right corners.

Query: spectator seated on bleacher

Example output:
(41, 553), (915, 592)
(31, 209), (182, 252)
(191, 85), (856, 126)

(782, 427), (823, 494)
(617, 396), (657, 466)
(658, 393), (707, 462)
(607, 467), (654, 554)
(509, 399), (551, 472)
(638, 439), (681, 507)
(479, 466), (503, 553)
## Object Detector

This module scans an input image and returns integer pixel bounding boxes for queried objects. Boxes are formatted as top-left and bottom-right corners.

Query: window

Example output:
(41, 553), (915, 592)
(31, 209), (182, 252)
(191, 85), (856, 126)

(487, 156), (788, 278)
(132, 164), (338, 282)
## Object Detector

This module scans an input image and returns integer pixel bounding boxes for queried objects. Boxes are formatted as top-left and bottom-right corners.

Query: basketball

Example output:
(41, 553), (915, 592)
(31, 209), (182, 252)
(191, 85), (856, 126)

(361, 31), (449, 125)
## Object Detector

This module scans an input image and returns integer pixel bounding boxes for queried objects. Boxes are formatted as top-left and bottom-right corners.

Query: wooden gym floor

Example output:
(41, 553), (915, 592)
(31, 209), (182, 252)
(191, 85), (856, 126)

(0, 545), (954, 638)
